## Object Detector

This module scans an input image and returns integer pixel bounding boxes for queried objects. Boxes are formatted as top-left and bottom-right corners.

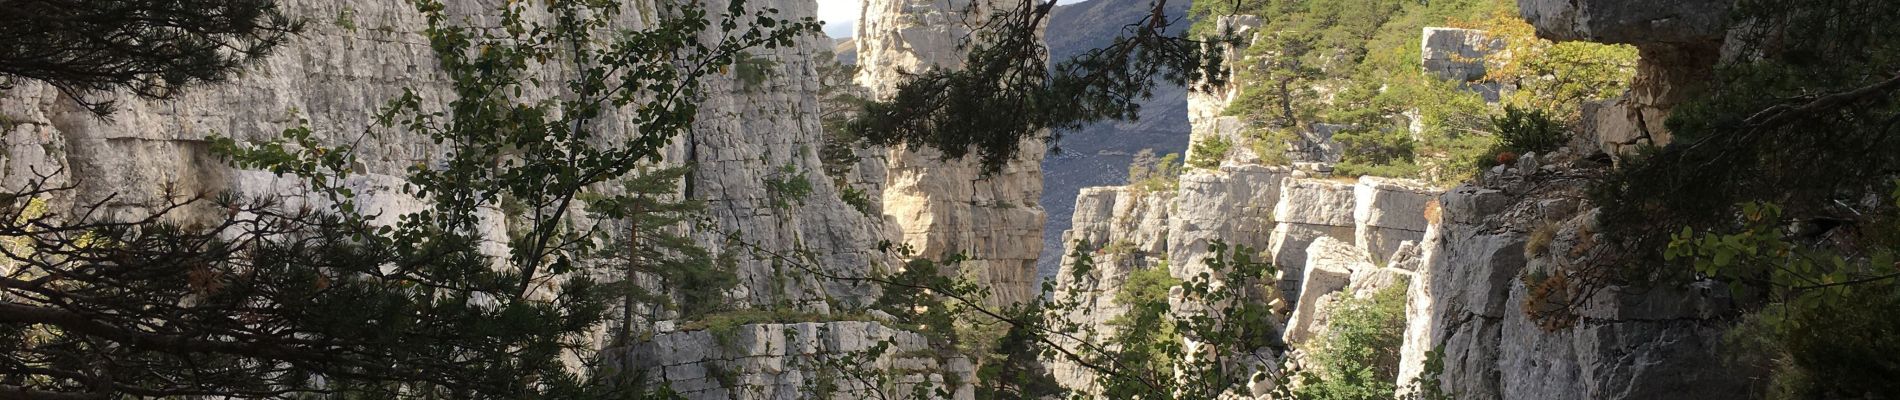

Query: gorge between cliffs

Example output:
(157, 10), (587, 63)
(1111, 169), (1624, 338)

(2, 0), (1896, 399)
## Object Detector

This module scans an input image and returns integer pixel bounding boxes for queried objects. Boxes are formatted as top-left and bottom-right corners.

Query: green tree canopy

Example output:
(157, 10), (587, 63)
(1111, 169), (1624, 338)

(0, 0), (813, 397)
(846, 0), (1234, 173)
(0, 0), (303, 115)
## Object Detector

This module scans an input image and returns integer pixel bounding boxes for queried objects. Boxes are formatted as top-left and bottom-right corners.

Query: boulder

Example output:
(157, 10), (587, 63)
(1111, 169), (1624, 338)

(1421, 27), (1506, 84)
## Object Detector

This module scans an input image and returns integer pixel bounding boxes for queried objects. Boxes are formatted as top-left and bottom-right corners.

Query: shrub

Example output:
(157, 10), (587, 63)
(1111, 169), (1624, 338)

(1491, 106), (1566, 155)
(1246, 128), (1294, 166)
(1128, 151), (1184, 193)
(763, 163), (813, 209)
(840, 186), (874, 216)
(1105, 263), (1185, 381)
(333, 7), (357, 31)
(1335, 128), (1416, 168)
(1189, 136), (1234, 169)
(733, 52), (780, 91)
(1296, 281), (1409, 400)
(1525, 220), (1558, 258)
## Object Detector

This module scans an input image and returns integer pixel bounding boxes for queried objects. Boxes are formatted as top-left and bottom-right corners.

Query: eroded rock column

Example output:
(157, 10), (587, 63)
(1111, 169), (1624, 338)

(855, 0), (1047, 306)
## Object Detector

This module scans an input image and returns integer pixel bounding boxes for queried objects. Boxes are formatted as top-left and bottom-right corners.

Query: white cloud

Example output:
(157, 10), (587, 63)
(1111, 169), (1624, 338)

(815, 0), (860, 37)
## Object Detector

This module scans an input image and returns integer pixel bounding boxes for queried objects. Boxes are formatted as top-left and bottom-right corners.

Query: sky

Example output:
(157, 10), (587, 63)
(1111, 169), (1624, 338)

(815, 0), (859, 38)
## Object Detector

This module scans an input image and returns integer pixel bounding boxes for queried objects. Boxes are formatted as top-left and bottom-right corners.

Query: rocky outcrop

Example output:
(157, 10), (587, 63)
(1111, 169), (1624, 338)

(1395, 146), (1748, 399)
(1267, 179), (1357, 298)
(1283, 236), (1416, 345)
(1421, 28), (1501, 82)
(1185, 17), (1261, 166)
(1519, 0), (1733, 156)
(616, 320), (974, 399)
(1518, 0), (1730, 47)
(1168, 165), (1289, 278)
(1047, 166), (1437, 392)
(1355, 177), (1435, 264)
(1044, 3), (1752, 398)
(1045, 186), (1173, 392)
(1283, 237), (1366, 344)
(1421, 27), (1507, 101)
(856, 0), (1047, 307)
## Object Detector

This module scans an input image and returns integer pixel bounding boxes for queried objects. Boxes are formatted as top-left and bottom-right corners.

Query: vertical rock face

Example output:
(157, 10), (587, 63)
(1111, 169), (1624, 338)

(1267, 179), (1358, 295)
(1517, 0), (1731, 47)
(1355, 177), (1435, 263)
(1421, 28), (1501, 82)
(681, 0), (895, 311)
(1184, 17), (1259, 167)
(1168, 165), (1289, 277)
(2, 0), (966, 397)
(1397, 154), (1748, 399)
(0, 0), (888, 310)
(855, 0), (1047, 306)
(1044, 186), (1173, 392)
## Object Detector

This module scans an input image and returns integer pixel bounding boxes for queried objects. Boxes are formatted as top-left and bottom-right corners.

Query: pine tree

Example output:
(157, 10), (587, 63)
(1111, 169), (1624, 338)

(584, 166), (734, 345)
(0, 0), (303, 114)
(0, 0), (815, 396)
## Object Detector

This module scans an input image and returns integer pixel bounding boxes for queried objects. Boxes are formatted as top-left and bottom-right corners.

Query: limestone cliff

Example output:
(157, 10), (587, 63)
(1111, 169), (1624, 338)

(855, 0), (1047, 307)
(1049, 164), (1439, 393)
(0, 0), (965, 397)
(1047, 3), (1750, 397)
(1393, 151), (1746, 399)
(1521, 0), (1733, 158)
(0, 0), (894, 310)
(1387, 1), (1751, 398)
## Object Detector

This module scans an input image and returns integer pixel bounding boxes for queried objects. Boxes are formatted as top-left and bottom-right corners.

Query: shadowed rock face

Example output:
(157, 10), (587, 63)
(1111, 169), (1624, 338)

(1518, 0), (1731, 47)
(1520, 0), (1734, 157)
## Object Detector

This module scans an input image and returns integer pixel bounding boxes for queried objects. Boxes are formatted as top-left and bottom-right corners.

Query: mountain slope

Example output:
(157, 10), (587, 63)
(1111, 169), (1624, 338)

(1036, 0), (1194, 275)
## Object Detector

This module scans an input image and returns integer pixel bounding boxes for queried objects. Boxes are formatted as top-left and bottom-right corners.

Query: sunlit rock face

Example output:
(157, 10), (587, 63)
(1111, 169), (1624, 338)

(1394, 131), (1748, 399)
(855, 0), (1047, 307)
